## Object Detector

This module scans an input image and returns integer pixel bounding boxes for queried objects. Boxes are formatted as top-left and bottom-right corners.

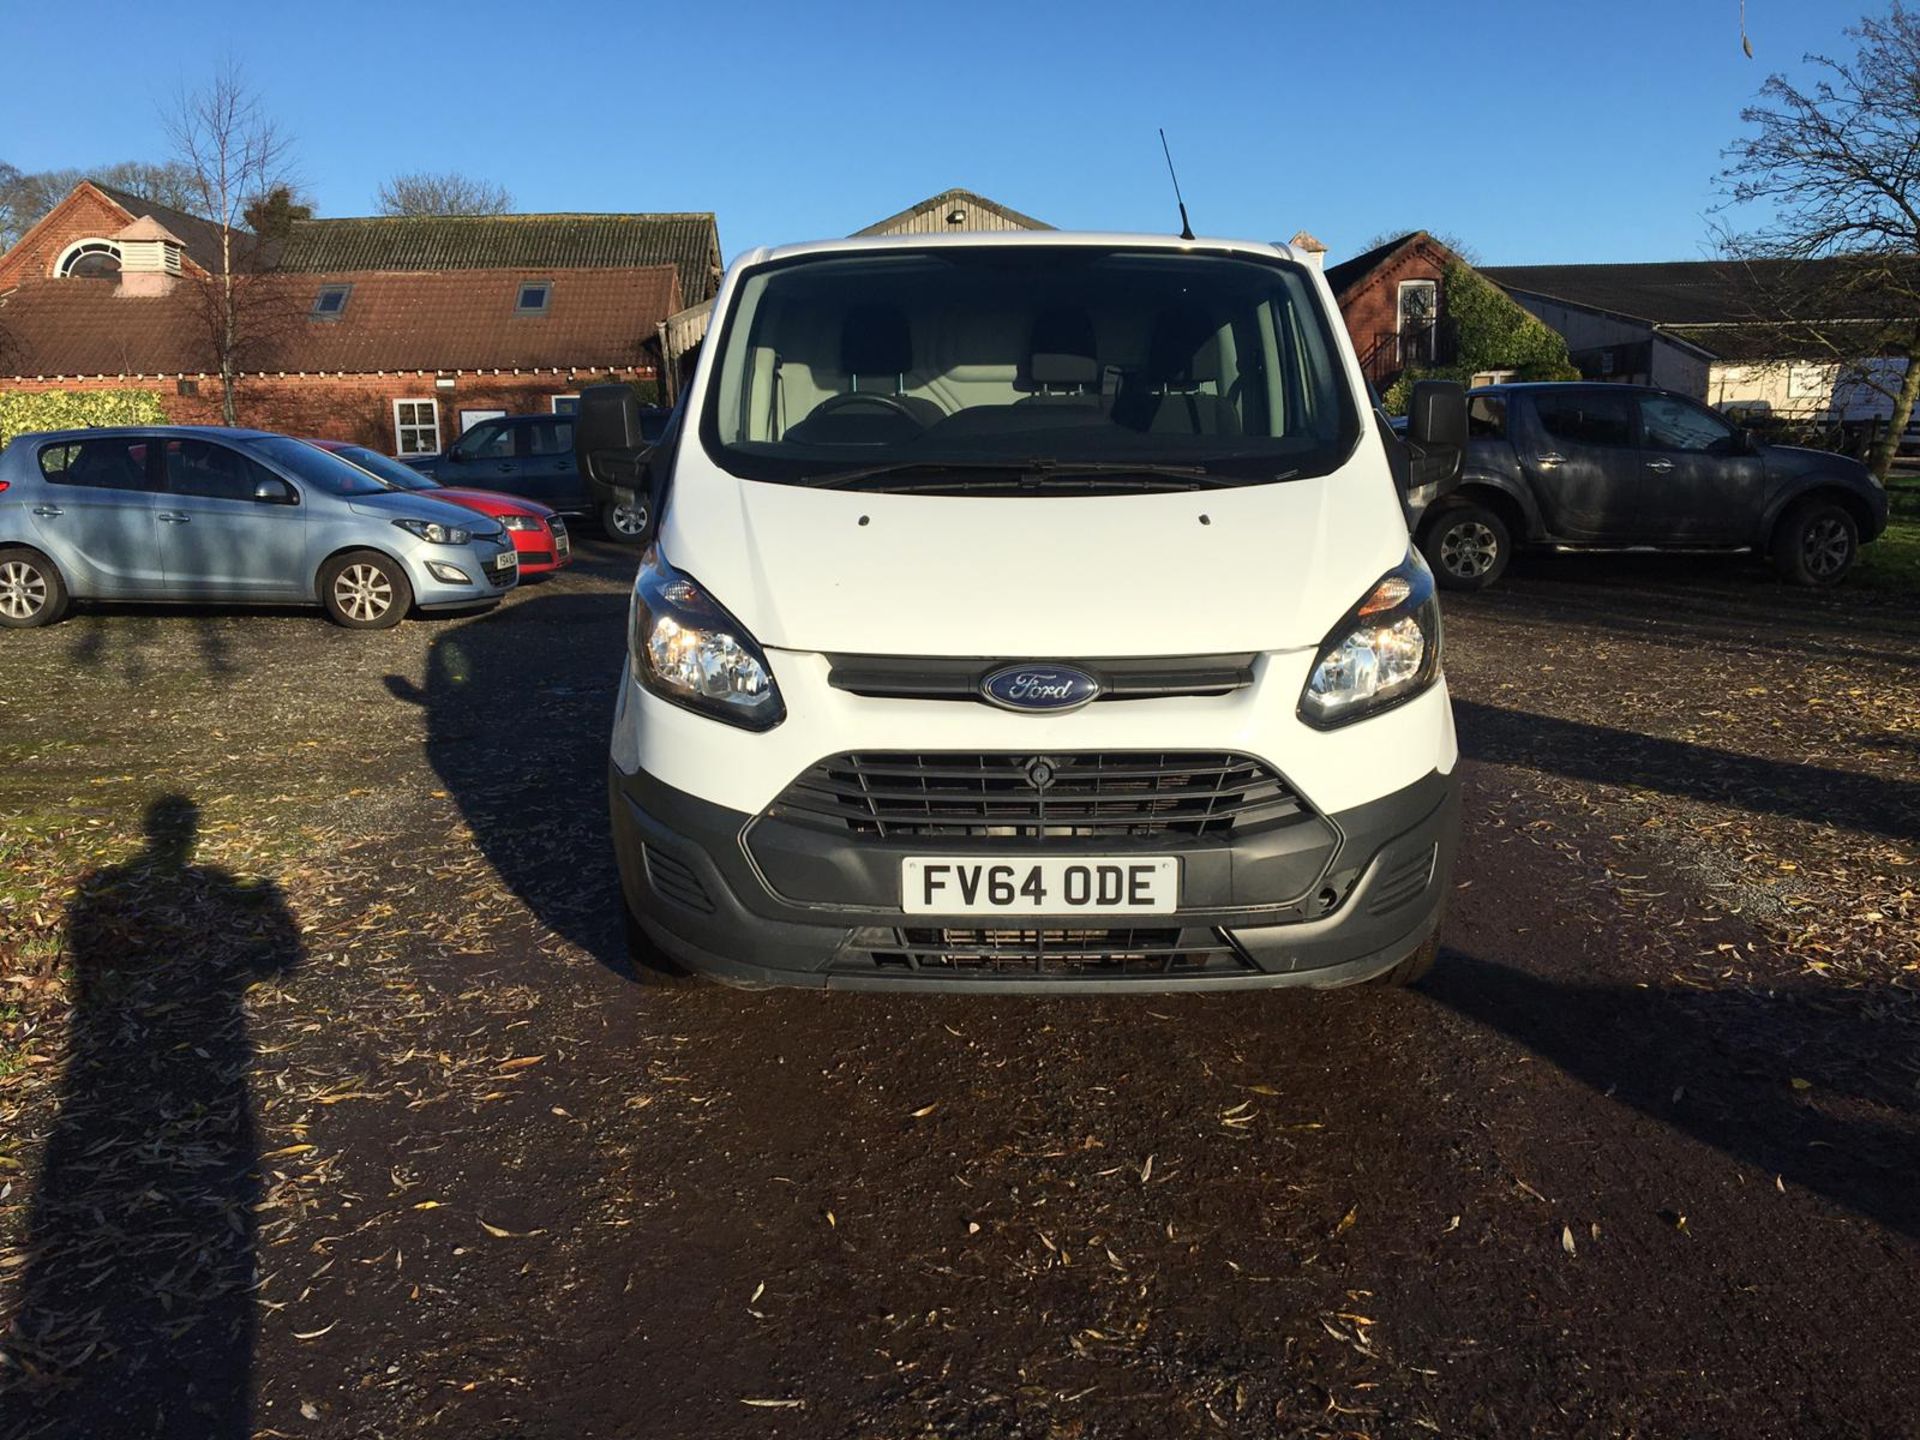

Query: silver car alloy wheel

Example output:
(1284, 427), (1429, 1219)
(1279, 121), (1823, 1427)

(1439, 519), (1498, 579)
(610, 502), (648, 537)
(335, 563), (394, 623)
(1802, 516), (1852, 578)
(0, 559), (47, 620)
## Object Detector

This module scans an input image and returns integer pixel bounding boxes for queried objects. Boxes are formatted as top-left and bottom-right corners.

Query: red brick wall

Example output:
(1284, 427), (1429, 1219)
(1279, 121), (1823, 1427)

(0, 186), (143, 291)
(0, 369), (656, 454)
(1335, 238), (1453, 379)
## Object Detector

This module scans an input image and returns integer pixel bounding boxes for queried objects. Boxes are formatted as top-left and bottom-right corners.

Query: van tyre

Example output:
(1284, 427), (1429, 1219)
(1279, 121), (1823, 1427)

(624, 900), (702, 987)
(1771, 498), (1858, 587)
(0, 548), (67, 628)
(1421, 502), (1510, 591)
(1371, 933), (1439, 988)
(321, 550), (412, 629)
(603, 497), (649, 544)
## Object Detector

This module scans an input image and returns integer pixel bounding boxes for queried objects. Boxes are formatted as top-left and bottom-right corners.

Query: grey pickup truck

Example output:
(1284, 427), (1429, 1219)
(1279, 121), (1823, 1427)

(1415, 382), (1889, 590)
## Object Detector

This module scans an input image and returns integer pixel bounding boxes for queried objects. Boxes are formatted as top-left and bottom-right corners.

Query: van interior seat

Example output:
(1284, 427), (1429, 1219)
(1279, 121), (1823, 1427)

(786, 304), (944, 443)
(1113, 308), (1241, 437)
(1021, 308), (1103, 406)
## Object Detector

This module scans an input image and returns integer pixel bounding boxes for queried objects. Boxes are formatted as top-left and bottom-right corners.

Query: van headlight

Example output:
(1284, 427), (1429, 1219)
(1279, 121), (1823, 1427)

(629, 546), (784, 731)
(1299, 550), (1441, 728)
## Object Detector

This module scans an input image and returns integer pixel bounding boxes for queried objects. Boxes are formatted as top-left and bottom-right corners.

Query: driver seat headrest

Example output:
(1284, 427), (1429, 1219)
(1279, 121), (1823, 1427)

(840, 304), (914, 380)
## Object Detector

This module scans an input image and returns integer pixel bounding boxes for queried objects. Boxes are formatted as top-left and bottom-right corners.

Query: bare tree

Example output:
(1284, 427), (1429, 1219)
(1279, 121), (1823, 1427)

(376, 171), (514, 217)
(0, 159), (203, 251)
(1721, 4), (1920, 476)
(162, 64), (298, 425)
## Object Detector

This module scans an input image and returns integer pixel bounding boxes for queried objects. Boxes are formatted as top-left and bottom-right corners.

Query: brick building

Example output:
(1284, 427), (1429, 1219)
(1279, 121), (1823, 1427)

(0, 181), (720, 454)
(1323, 231), (1460, 391)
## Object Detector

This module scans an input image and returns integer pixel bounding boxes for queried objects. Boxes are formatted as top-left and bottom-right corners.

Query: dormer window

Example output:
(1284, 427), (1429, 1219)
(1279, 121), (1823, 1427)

(56, 239), (121, 279)
(312, 284), (352, 320)
(515, 281), (552, 316)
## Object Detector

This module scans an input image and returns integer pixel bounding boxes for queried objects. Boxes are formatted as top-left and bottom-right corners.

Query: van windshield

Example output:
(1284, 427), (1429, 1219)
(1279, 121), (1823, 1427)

(702, 246), (1360, 490)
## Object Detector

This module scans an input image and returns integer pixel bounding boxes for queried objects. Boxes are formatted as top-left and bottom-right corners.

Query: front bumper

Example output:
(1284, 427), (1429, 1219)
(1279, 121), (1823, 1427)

(610, 761), (1459, 992)
(405, 535), (519, 609)
(508, 519), (572, 574)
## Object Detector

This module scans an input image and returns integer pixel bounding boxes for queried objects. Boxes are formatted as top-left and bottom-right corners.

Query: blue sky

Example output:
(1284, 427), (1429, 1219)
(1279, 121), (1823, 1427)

(0, 0), (1863, 267)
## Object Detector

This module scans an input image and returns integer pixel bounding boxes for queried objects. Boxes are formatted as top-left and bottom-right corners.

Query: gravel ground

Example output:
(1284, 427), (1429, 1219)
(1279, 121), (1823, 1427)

(0, 537), (1916, 1440)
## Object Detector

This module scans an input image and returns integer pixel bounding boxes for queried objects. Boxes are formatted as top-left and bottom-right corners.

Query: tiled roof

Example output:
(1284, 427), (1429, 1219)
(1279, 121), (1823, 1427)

(89, 182), (231, 276)
(1480, 258), (1903, 328)
(1325, 232), (1427, 297)
(277, 213), (722, 302)
(0, 266), (681, 377)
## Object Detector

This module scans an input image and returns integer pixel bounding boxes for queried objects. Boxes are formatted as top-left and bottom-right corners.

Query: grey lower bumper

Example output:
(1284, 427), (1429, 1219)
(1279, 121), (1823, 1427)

(610, 763), (1459, 992)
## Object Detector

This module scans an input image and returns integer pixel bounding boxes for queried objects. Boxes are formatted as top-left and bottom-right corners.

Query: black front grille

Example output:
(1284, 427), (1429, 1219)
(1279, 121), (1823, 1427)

(826, 653), (1255, 702)
(767, 751), (1308, 840)
(520, 550), (555, 567)
(839, 925), (1253, 978)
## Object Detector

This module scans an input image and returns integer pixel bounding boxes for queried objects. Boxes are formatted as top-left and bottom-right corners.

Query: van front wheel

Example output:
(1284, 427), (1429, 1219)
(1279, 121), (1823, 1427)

(603, 498), (650, 544)
(1420, 503), (1510, 591)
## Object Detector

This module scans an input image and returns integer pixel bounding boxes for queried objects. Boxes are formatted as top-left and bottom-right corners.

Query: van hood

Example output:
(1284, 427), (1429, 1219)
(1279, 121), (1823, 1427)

(346, 490), (505, 538)
(661, 455), (1409, 656)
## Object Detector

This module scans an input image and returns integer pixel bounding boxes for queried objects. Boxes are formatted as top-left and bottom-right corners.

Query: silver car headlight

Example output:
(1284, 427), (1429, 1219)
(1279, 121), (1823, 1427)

(629, 545), (784, 731)
(1299, 549), (1441, 728)
(392, 517), (472, 545)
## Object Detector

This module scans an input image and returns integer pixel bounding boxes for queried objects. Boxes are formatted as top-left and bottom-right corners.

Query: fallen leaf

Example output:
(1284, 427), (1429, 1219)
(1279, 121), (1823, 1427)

(1333, 1204), (1358, 1238)
(741, 1398), (806, 1409)
(261, 1144), (315, 1161)
(292, 1321), (338, 1341)
(498, 1055), (545, 1072)
(1140, 1154), (1154, 1184)
(478, 1219), (548, 1239)
(909, 1103), (937, 1118)
(1561, 1225), (1576, 1256)
(1790, 1077), (1812, 1091)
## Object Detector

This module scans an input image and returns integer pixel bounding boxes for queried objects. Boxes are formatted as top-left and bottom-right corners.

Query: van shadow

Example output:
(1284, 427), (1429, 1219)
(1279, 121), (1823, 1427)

(0, 796), (302, 1439)
(1421, 954), (1920, 1239)
(1454, 700), (1920, 844)
(384, 584), (633, 974)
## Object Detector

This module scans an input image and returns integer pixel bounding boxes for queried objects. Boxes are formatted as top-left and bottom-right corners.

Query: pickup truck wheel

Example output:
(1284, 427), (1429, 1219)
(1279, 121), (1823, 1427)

(603, 498), (649, 544)
(1771, 499), (1858, 586)
(1421, 503), (1510, 591)
(0, 548), (68, 628)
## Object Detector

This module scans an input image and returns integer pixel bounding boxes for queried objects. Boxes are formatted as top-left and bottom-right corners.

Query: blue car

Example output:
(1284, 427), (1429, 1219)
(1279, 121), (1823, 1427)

(0, 427), (519, 630)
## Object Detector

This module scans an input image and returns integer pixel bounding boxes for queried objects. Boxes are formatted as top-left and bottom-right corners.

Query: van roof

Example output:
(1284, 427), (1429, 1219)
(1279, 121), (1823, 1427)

(736, 231), (1306, 269)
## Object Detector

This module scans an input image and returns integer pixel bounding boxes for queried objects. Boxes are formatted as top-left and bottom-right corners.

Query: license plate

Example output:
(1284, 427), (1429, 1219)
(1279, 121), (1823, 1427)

(902, 857), (1178, 915)
(556, 531), (570, 557)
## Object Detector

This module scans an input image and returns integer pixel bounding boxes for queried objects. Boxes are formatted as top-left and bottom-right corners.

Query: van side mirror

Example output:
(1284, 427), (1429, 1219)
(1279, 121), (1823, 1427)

(1404, 379), (1468, 489)
(574, 383), (659, 541)
(252, 476), (297, 505)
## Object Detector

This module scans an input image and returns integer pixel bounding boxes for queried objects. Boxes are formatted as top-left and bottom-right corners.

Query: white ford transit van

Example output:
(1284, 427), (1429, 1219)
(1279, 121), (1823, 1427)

(577, 232), (1466, 990)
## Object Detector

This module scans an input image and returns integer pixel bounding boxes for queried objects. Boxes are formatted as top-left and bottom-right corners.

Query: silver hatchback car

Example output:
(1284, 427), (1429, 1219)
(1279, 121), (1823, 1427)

(0, 427), (519, 629)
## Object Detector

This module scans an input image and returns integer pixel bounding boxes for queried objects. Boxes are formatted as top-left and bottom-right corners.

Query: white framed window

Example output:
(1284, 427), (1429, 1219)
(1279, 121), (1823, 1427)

(55, 238), (121, 279)
(393, 398), (441, 455)
(1396, 279), (1438, 363)
(550, 394), (580, 415)
(1786, 363), (1828, 400)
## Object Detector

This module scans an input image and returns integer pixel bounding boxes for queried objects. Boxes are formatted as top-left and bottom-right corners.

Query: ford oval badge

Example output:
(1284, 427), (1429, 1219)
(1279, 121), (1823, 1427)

(980, 664), (1102, 713)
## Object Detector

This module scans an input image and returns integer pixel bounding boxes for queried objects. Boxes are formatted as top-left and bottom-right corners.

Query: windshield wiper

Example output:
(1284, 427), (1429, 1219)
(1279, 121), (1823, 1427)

(802, 458), (1238, 491)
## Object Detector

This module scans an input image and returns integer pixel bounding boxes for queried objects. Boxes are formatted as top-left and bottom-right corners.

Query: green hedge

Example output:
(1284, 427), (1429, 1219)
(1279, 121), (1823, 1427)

(0, 390), (169, 447)
(1382, 262), (1580, 414)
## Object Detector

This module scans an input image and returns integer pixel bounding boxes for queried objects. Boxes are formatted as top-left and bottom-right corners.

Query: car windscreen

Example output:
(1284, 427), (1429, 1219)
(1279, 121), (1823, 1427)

(701, 247), (1360, 490)
(250, 437), (392, 496)
(336, 445), (438, 491)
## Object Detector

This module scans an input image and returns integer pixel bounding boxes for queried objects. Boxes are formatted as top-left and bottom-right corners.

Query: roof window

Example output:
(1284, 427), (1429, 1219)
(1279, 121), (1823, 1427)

(312, 284), (352, 319)
(516, 281), (552, 316)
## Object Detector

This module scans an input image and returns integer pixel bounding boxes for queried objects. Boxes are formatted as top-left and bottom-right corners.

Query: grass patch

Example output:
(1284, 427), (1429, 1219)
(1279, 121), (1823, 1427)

(1859, 514), (1920, 592)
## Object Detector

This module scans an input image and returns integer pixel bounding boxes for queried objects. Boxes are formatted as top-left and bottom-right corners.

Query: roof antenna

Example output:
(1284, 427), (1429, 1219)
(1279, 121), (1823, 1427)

(1159, 128), (1195, 241)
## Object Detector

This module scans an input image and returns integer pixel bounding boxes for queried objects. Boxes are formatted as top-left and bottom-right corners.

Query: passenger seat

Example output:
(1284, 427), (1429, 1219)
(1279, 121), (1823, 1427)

(1115, 308), (1240, 436)
(1020, 308), (1102, 406)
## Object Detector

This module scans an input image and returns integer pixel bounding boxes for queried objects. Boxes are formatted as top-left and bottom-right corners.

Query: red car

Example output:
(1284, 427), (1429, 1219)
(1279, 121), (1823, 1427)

(308, 439), (573, 577)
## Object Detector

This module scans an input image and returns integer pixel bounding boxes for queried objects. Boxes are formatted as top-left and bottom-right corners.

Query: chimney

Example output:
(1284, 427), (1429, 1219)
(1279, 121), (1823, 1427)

(1288, 230), (1328, 271)
(113, 215), (184, 296)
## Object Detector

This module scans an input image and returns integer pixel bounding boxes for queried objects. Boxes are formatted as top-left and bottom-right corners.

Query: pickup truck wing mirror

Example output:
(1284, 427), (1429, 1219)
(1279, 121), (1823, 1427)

(574, 382), (660, 542)
(1404, 379), (1468, 490)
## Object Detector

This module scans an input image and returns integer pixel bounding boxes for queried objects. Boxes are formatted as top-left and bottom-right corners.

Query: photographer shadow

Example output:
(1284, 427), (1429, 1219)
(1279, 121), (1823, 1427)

(0, 796), (301, 1439)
